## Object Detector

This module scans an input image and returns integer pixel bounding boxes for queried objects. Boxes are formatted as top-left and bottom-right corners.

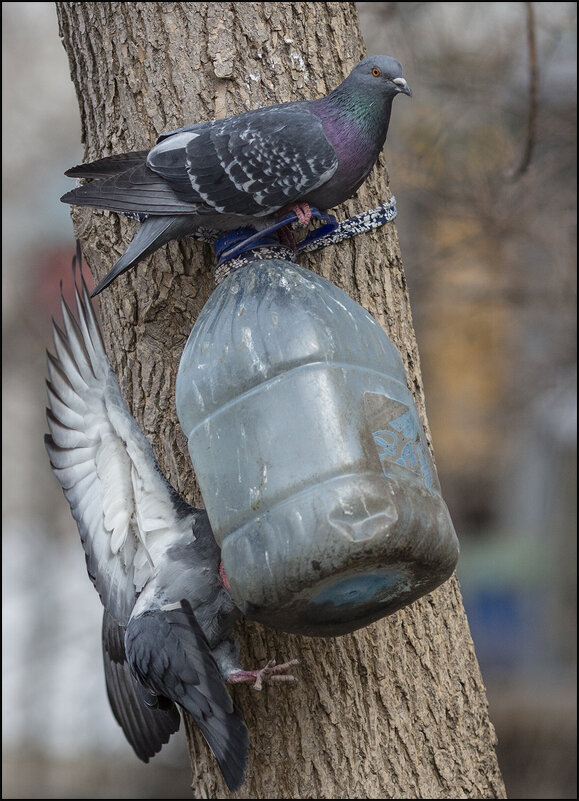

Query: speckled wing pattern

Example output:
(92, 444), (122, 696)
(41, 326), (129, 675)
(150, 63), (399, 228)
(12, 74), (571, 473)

(63, 103), (338, 219)
(151, 104), (338, 216)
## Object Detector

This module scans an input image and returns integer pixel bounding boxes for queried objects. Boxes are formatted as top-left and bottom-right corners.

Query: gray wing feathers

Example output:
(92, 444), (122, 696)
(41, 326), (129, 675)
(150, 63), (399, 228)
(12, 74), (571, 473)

(102, 610), (180, 761)
(60, 163), (198, 215)
(62, 105), (338, 220)
(148, 106), (338, 216)
(126, 601), (248, 791)
(91, 215), (198, 296)
(65, 150), (150, 178)
(44, 268), (177, 623)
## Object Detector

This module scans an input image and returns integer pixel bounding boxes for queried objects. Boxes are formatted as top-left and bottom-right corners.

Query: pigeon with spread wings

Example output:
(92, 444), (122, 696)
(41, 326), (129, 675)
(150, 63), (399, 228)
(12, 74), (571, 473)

(44, 247), (297, 791)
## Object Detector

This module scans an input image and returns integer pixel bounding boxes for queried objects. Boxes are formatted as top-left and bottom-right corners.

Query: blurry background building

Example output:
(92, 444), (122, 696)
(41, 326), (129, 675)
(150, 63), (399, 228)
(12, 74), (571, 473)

(2, 2), (576, 798)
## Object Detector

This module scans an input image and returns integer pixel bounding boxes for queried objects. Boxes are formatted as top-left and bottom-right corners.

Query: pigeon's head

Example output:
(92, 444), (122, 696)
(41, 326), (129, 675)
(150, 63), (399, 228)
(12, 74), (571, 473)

(348, 55), (412, 99)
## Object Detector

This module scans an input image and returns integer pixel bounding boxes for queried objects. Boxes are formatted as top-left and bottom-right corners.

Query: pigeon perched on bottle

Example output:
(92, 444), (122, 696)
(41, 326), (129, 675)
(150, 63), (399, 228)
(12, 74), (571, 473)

(44, 246), (298, 791)
(61, 55), (411, 295)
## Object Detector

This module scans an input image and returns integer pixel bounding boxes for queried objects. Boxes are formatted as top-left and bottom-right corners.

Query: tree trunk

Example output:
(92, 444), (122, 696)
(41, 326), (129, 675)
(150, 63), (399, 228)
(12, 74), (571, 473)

(55, 3), (506, 798)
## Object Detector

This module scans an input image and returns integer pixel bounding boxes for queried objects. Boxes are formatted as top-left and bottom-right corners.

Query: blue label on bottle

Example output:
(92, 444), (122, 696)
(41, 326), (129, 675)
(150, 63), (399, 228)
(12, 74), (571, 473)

(365, 393), (434, 490)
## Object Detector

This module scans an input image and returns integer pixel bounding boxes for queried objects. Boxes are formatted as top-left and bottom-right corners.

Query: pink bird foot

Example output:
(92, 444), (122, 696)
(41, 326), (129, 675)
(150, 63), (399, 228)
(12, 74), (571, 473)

(285, 202), (313, 228)
(228, 659), (300, 691)
(276, 202), (314, 249)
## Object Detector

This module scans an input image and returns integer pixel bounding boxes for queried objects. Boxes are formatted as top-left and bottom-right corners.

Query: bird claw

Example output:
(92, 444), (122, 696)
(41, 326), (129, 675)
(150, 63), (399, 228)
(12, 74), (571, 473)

(228, 658), (300, 691)
(279, 202), (313, 229)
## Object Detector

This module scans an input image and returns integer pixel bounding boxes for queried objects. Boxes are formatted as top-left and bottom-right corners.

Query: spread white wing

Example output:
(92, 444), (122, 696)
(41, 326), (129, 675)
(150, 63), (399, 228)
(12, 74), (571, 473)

(45, 253), (188, 625)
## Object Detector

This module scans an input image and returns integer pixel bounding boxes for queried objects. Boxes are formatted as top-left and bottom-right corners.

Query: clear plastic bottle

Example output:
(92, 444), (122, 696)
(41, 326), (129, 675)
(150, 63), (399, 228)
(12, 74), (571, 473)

(176, 259), (459, 636)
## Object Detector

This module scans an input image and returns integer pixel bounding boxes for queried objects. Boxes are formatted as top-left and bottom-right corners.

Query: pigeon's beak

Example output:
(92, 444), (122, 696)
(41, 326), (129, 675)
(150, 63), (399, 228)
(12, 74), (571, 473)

(393, 77), (412, 97)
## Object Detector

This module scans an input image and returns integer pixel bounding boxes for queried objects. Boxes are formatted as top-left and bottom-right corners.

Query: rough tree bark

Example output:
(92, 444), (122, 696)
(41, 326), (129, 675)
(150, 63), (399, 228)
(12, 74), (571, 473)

(55, 3), (506, 798)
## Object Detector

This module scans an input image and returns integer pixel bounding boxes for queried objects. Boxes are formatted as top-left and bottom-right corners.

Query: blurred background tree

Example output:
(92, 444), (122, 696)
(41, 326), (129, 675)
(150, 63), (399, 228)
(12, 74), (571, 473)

(2, 2), (576, 798)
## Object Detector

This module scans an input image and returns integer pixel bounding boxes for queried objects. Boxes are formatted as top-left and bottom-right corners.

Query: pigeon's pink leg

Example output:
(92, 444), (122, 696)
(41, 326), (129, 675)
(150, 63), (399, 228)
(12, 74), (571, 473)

(228, 659), (300, 691)
(287, 202), (313, 227)
(276, 202), (314, 249)
(279, 202), (313, 228)
(220, 563), (299, 689)
(219, 563), (299, 688)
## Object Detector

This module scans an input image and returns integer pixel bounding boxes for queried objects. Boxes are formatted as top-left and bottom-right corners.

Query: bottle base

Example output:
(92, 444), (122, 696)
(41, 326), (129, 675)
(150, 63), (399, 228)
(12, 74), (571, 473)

(222, 472), (459, 636)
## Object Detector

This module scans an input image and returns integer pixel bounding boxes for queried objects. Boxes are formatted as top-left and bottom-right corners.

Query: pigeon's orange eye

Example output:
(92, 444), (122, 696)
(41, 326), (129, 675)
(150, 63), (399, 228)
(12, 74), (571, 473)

(371, 67), (381, 77)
